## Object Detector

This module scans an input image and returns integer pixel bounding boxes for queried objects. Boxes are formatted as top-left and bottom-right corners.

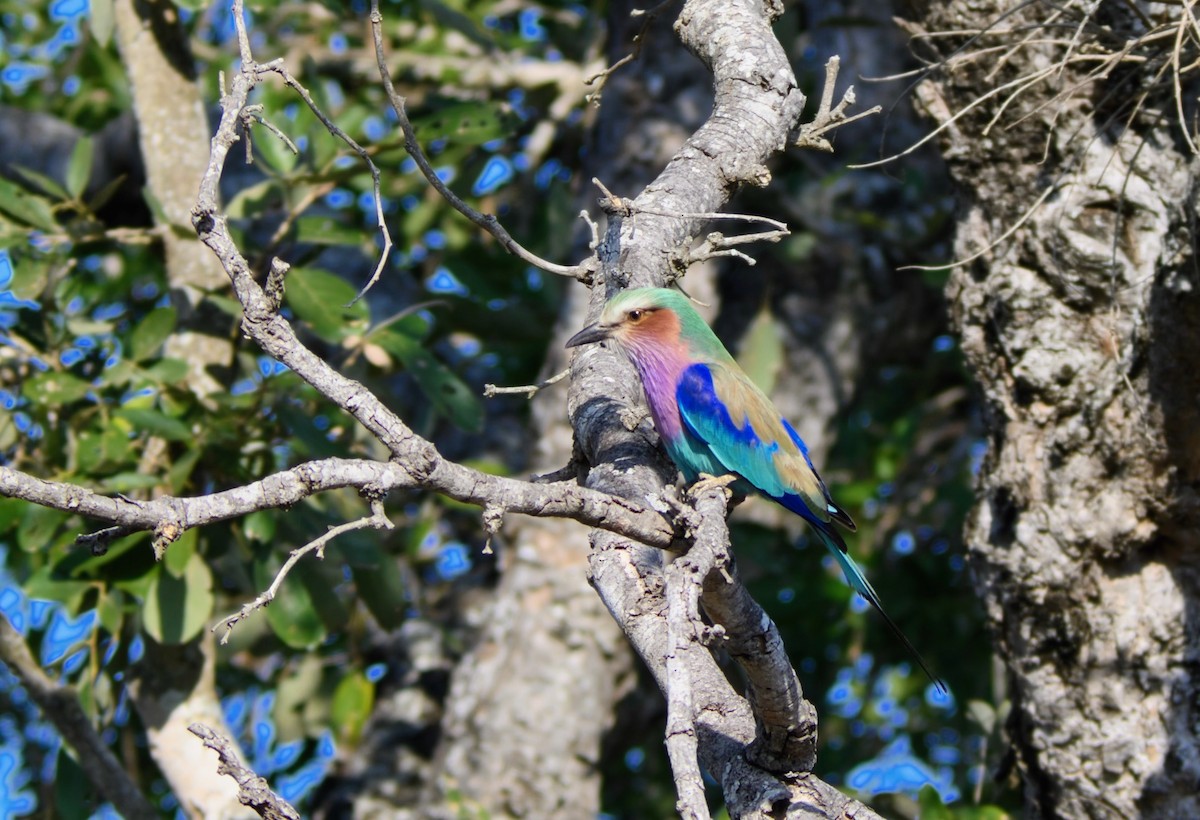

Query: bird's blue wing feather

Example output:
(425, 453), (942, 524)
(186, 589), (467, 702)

(675, 362), (790, 497)
(676, 363), (850, 527)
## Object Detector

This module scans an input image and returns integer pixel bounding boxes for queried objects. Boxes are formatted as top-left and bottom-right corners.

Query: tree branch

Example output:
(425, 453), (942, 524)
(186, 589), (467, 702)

(569, 0), (887, 815)
(213, 500), (394, 642)
(0, 615), (158, 820)
(188, 723), (300, 820)
(0, 457), (675, 555)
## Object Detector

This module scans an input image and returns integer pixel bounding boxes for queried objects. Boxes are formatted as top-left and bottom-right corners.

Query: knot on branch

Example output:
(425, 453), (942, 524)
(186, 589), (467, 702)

(152, 518), (185, 560)
(482, 502), (505, 555)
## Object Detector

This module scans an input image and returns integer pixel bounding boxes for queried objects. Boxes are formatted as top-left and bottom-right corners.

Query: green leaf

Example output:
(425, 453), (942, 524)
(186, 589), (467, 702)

(105, 472), (164, 493)
(285, 267), (369, 342)
(17, 504), (69, 553)
(736, 307), (783, 396)
(273, 654), (324, 743)
(145, 357), (190, 385)
(96, 589), (125, 636)
(294, 215), (368, 247)
(205, 294), (244, 320)
(115, 407), (191, 441)
(0, 498), (24, 534)
(330, 671), (375, 745)
(8, 165), (70, 201)
(90, 0), (115, 47)
(22, 370), (91, 406)
(410, 101), (518, 146)
(244, 510), (276, 543)
(296, 560), (348, 631)
(166, 447), (201, 494)
(67, 138), (94, 199)
(917, 786), (954, 820)
(84, 173), (127, 215)
(0, 177), (58, 230)
(226, 179), (276, 219)
(128, 307), (177, 361)
(0, 411), (14, 453)
(9, 252), (48, 301)
(53, 748), (94, 820)
(142, 552), (214, 645)
(75, 426), (133, 474)
(254, 124), (299, 174)
(349, 549), (406, 630)
(370, 328), (484, 432)
(254, 552), (325, 649)
(97, 359), (137, 388)
(23, 566), (91, 609)
(163, 527), (198, 578)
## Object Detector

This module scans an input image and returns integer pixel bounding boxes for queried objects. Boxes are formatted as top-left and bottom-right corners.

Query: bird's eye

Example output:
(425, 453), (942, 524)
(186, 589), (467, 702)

(628, 309), (644, 321)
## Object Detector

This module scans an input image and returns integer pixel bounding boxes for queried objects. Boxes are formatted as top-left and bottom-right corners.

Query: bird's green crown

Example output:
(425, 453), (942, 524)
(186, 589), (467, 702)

(601, 287), (733, 361)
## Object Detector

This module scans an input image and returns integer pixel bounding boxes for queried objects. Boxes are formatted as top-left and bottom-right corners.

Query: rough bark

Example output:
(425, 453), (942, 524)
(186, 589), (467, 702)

(907, 2), (1200, 816)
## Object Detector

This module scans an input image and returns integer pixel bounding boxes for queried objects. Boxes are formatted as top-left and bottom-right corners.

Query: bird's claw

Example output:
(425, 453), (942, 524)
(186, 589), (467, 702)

(688, 472), (738, 500)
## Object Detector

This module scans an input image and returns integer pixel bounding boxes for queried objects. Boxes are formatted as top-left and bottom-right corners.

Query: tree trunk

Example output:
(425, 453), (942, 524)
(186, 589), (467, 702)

(907, 2), (1200, 816)
(432, 4), (717, 815)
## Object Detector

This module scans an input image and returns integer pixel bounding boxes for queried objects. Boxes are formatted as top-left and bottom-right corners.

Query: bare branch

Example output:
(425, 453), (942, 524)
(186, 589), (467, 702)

(661, 478), (743, 820)
(898, 183), (1056, 272)
(0, 616), (158, 820)
(794, 56), (883, 152)
(214, 501), (393, 643)
(188, 724), (300, 820)
(678, 228), (789, 268)
(0, 457), (676, 553)
(368, 1), (597, 282)
(255, 62), (394, 302)
(584, 0), (680, 106)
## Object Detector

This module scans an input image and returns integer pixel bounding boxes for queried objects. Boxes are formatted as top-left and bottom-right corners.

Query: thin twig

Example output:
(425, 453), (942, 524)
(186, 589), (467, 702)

(483, 368), (569, 399)
(898, 184), (1055, 272)
(252, 62), (394, 303)
(795, 56), (883, 151)
(680, 228), (790, 267)
(584, 0), (680, 106)
(213, 501), (393, 644)
(368, 0), (596, 282)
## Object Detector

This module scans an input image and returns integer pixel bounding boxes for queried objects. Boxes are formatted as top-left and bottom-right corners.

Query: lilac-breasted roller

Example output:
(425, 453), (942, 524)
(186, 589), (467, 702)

(567, 287), (942, 690)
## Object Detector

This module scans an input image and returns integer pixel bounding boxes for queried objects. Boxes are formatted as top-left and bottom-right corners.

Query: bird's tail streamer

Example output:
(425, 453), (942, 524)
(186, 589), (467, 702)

(812, 523), (948, 695)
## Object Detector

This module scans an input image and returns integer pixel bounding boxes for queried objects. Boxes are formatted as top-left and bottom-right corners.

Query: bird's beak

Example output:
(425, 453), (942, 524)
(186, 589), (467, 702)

(565, 322), (612, 348)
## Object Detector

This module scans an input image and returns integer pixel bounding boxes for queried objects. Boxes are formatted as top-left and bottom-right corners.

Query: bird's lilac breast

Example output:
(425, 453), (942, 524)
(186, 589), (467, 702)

(637, 360), (686, 441)
(624, 339), (688, 441)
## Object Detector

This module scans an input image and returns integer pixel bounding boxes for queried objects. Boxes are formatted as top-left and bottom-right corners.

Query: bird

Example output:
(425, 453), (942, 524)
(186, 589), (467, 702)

(566, 286), (944, 692)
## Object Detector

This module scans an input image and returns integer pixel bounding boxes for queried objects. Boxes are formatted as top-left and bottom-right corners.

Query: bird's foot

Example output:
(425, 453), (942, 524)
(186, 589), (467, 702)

(688, 472), (738, 500)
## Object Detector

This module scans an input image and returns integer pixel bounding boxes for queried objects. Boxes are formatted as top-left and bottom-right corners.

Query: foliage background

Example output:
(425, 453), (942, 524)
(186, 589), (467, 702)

(0, 1), (1006, 816)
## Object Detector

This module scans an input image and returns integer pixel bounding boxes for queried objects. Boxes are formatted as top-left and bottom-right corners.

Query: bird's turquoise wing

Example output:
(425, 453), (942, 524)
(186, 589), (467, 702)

(675, 362), (849, 528)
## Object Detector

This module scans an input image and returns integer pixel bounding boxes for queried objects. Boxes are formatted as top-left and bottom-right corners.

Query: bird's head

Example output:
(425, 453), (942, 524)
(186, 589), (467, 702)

(565, 288), (692, 352)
